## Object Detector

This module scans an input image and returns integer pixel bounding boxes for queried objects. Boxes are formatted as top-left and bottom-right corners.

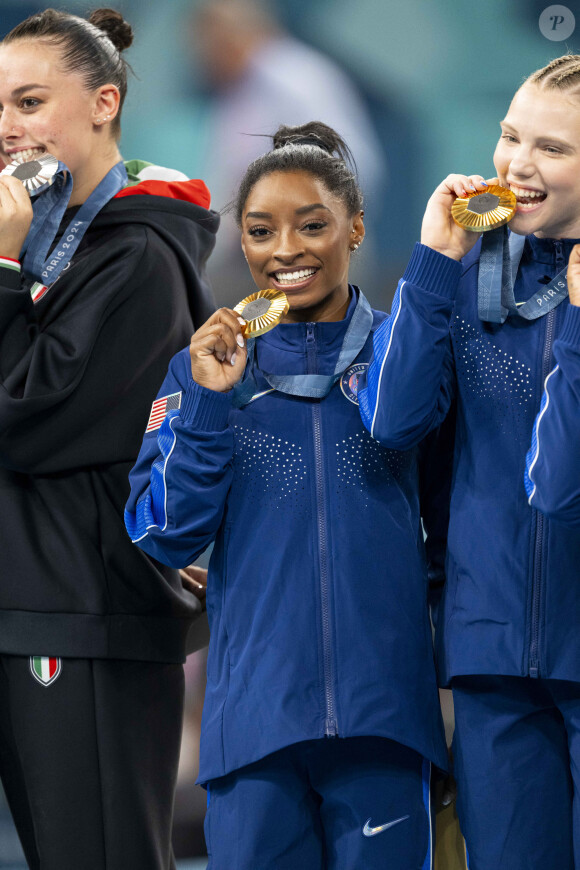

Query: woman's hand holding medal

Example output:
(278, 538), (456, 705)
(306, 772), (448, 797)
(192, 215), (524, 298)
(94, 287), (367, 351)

(421, 174), (495, 261)
(567, 245), (580, 308)
(0, 174), (33, 259)
(189, 308), (247, 393)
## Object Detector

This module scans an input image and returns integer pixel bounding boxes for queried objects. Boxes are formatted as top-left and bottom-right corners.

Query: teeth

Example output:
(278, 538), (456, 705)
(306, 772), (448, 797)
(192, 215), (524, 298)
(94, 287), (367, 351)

(10, 147), (45, 164)
(274, 268), (316, 284)
(509, 184), (546, 200)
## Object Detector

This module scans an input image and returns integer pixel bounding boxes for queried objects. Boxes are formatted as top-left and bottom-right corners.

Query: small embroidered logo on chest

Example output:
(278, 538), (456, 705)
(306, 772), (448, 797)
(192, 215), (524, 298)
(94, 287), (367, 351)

(340, 363), (368, 405)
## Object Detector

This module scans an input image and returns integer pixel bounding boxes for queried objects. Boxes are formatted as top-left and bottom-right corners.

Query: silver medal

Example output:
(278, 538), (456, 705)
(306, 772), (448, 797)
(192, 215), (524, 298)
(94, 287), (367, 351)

(1, 153), (59, 196)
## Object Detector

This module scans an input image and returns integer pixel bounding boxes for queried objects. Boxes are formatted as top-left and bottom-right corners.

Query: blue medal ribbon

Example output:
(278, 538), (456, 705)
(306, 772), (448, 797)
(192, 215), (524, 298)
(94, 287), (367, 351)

(478, 225), (569, 323)
(20, 160), (128, 284)
(233, 288), (374, 408)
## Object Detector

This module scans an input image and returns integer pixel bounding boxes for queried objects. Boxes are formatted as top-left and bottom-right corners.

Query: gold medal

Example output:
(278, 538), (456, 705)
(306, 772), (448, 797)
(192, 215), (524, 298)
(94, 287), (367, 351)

(234, 288), (289, 337)
(451, 184), (516, 232)
(1, 153), (59, 196)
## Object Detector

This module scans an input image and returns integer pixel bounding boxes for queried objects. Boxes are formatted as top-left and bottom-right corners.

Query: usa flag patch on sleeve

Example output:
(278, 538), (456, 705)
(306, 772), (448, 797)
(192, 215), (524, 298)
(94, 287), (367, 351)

(145, 391), (182, 433)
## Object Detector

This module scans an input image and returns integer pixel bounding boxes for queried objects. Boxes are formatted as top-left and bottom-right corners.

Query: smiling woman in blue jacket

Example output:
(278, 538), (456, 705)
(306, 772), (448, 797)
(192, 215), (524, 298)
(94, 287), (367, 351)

(525, 243), (580, 524)
(358, 56), (580, 870)
(125, 122), (448, 870)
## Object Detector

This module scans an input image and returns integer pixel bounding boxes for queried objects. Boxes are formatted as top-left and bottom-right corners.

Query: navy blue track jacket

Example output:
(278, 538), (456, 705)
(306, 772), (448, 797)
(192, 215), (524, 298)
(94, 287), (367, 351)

(359, 238), (580, 685)
(525, 304), (580, 525)
(126, 292), (448, 783)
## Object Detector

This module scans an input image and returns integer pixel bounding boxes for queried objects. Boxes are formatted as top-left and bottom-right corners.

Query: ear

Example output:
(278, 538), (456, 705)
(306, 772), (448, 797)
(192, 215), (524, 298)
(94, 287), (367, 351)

(350, 210), (365, 251)
(92, 84), (121, 127)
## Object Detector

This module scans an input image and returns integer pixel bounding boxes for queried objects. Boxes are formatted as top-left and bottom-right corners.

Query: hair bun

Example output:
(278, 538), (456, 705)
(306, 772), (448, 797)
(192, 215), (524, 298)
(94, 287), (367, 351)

(272, 121), (355, 168)
(272, 123), (334, 154)
(89, 7), (133, 52)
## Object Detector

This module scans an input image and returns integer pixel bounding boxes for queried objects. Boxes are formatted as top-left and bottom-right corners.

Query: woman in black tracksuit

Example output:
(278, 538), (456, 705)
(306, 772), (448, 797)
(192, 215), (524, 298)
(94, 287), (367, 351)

(0, 8), (217, 868)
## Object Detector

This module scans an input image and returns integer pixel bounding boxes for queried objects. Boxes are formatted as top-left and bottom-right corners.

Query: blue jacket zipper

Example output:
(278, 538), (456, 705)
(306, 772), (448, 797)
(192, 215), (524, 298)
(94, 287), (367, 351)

(529, 241), (561, 677)
(306, 323), (338, 736)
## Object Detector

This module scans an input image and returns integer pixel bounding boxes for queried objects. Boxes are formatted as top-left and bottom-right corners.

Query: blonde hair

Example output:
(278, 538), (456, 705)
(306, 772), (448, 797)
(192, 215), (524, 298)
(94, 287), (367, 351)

(526, 55), (580, 94)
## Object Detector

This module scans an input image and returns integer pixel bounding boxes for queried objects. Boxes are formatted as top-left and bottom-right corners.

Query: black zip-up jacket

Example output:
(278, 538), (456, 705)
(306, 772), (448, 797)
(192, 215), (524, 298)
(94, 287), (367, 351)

(0, 172), (218, 662)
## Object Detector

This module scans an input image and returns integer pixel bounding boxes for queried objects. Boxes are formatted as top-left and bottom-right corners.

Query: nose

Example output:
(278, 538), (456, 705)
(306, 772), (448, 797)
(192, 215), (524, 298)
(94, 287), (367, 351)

(273, 228), (304, 263)
(0, 108), (21, 143)
(507, 144), (535, 178)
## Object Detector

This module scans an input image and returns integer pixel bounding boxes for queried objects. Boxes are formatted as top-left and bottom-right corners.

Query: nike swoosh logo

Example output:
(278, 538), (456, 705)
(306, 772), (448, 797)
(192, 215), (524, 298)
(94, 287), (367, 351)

(362, 814), (410, 837)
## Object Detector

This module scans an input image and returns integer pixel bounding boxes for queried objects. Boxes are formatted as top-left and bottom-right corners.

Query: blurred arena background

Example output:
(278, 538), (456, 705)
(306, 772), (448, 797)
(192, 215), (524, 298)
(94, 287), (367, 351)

(0, 1), (577, 865)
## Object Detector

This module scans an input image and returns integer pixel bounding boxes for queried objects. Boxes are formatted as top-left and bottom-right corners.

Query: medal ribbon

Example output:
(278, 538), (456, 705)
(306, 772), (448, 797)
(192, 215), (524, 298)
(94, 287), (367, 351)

(478, 226), (569, 323)
(233, 288), (374, 408)
(20, 160), (128, 284)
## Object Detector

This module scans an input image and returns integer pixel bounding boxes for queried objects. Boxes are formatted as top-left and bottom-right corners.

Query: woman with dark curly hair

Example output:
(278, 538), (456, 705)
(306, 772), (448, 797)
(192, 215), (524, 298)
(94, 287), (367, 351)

(127, 120), (449, 870)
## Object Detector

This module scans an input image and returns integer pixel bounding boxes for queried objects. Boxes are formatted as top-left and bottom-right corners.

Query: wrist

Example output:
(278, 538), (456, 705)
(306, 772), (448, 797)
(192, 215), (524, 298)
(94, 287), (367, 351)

(0, 256), (21, 268)
(422, 243), (463, 262)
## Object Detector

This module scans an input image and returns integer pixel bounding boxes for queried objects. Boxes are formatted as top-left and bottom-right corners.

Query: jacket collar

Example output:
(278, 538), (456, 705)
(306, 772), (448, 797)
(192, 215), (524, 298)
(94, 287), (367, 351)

(525, 233), (580, 265)
(259, 286), (358, 356)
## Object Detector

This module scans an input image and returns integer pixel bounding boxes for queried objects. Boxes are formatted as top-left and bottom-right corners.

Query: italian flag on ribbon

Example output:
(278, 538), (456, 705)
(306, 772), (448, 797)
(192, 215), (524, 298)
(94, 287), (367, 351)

(30, 656), (62, 687)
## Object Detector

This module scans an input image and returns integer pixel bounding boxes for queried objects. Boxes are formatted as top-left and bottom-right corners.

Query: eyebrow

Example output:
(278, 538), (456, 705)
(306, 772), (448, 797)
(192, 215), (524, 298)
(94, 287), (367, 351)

(11, 84), (50, 98)
(245, 203), (331, 220)
(295, 203), (331, 215)
(500, 121), (573, 149)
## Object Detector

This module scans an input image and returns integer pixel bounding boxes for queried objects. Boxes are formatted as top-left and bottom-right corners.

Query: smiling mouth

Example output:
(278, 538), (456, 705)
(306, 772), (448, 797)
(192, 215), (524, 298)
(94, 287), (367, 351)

(272, 268), (318, 286)
(509, 184), (547, 209)
(7, 147), (46, 164)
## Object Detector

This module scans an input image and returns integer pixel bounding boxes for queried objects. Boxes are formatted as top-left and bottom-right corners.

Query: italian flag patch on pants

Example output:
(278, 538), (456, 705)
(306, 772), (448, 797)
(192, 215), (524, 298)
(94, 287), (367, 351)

(30, 656), (62, 687)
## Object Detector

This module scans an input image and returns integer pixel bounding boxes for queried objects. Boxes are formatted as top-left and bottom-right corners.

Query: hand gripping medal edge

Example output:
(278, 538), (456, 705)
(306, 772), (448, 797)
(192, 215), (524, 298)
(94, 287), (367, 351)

(451, 184), (517, 232)
(234, 288), (290, 337)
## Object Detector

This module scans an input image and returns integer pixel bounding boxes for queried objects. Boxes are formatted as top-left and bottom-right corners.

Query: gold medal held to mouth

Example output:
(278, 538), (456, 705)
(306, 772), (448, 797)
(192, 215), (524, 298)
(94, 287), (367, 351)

(234, 288), (289, 337)
(451, 184), (516, 232)
(0, 153), (59, 196)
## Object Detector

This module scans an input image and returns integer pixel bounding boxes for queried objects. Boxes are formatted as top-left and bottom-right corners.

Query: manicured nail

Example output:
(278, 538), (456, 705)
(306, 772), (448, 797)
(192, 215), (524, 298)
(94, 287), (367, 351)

(470, 185), (476, 191)
(480, 181), (488, 186)
(217, 352), (226, 362)
(237, 317), (246, 327)
(236, 333), (244, 348)
(230, 352), (237, 366)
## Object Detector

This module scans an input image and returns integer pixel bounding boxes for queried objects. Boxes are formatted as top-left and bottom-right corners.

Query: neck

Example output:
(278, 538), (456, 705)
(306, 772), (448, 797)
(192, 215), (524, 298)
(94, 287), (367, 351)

(68, 145), (123, 206)
(282, 286), (351, 324)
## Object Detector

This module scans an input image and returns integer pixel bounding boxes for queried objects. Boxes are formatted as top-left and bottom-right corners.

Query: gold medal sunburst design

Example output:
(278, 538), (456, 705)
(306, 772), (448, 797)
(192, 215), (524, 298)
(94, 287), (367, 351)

(451, 184), (516, 232)
(1, 153), (59, 195)
(234, 288), (289, 337)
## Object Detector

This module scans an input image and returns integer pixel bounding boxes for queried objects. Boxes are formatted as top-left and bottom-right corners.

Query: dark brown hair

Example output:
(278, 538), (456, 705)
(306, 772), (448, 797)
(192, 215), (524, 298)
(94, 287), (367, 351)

(234, 121), (363, 225)
(3, 7), (133, 138)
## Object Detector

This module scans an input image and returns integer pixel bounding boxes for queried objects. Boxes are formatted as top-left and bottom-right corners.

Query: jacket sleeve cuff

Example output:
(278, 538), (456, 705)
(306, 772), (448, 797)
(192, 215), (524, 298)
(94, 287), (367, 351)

(180, 379), (232, 430)
(0, 260), (22, 289)
(402, 243), (462, 300)
(557, 303), (580, 347)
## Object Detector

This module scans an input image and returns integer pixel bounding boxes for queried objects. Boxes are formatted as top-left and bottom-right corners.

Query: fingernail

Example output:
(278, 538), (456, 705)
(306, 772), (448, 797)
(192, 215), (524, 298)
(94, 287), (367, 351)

(217, 352), (225, 362)
(470, 185), (476, 191)
(237, 317), (246, 327)
(236, 333), (244, 348)
(480, 181), (488, 186)
(230, 352), (237, 366)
